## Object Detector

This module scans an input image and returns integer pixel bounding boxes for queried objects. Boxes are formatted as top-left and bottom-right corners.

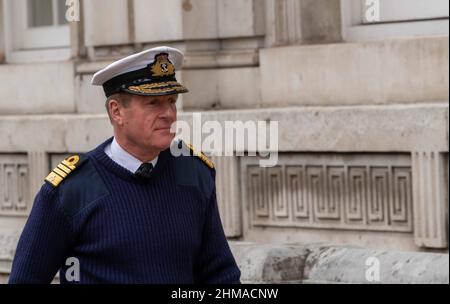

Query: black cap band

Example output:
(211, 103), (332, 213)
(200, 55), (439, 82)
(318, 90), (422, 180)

(103, 66), (178, 97)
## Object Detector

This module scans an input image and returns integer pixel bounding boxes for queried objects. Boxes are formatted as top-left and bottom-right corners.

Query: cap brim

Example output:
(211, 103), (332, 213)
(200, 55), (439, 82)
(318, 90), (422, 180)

(123, 81), (188, 96)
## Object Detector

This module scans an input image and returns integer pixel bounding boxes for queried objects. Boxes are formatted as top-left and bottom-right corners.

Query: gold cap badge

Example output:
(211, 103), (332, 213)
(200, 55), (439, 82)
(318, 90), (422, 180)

(150, 53), (175, 77)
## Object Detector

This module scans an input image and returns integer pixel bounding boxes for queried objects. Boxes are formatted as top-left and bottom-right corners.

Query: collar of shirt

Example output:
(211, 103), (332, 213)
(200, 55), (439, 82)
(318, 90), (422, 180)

(104, 137), (158, 174)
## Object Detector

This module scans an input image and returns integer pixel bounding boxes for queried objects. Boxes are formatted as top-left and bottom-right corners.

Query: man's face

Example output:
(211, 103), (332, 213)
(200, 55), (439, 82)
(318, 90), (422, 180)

(117, 94), (178, 152)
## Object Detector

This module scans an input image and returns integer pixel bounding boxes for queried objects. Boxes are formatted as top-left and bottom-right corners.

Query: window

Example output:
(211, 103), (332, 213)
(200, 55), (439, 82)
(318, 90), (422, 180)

(28, 0), (68, 27)
(2, 0), (71, 63)
(341, 0), (449, 41)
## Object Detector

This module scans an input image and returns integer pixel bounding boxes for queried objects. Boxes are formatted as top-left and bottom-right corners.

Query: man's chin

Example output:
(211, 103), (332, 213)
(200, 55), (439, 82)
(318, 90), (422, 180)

(151, 134), (175, 151)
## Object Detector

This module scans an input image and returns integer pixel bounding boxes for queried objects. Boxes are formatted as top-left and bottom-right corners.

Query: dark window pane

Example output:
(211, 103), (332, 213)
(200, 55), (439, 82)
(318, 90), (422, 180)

(57, 0), (69, 25)
(27, 0), (54, 27)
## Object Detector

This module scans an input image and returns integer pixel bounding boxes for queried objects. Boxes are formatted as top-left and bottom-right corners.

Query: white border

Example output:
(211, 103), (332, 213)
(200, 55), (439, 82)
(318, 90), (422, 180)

(340, 0), (449, 42)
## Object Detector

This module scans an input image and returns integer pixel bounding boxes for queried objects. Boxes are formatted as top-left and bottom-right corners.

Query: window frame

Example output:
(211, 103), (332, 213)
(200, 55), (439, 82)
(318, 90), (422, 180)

(2, 0), (71, 63)
(340, 0), (449, 42)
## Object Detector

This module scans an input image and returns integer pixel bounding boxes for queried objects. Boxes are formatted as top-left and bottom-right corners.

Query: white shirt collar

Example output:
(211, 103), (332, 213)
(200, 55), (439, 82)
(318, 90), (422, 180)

(104, 137), (158, 173)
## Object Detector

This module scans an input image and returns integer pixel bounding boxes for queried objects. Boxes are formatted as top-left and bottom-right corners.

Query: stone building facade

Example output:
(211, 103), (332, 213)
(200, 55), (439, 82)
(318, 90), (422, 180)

(0, 0), (449, 280)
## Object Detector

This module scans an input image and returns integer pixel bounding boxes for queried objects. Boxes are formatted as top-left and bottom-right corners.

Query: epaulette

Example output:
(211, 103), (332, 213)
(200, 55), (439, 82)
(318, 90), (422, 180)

(186, 143), (215, 170)
(45, 154), (88, 188)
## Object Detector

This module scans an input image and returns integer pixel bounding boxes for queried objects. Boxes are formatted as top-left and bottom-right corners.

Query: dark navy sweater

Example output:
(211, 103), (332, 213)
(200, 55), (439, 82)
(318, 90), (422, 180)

(9, 138), (241, 284)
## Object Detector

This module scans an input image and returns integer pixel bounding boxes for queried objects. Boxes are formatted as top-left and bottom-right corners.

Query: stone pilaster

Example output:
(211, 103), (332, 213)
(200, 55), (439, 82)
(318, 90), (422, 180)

(212, 156), (242, 238)
(412, 151), (448, 248)
(27, 151), (49, 204)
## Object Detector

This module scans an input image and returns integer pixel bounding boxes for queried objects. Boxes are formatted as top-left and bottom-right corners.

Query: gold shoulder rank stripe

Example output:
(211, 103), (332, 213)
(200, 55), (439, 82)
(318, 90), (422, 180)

(187, 143), (215, 169)
(45, 155), (83, 187)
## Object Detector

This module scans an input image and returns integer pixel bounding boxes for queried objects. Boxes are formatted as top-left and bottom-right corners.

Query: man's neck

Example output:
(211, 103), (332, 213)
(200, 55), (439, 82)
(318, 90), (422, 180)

(114, 135), (160, 163)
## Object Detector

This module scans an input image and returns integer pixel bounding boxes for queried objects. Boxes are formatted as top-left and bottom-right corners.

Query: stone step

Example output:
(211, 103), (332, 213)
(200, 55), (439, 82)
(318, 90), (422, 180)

(229, 242), (450, 284)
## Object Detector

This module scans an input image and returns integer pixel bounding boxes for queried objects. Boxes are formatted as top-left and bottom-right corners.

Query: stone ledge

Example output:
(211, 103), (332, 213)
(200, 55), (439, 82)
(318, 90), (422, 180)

(229, 242), (450, 284)
(180, 103), (449, 152)
(75, 50), (259, 75)
(0, 103), (447, 153)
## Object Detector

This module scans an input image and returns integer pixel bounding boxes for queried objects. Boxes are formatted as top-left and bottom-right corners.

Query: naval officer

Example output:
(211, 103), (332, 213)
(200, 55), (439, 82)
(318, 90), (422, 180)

(9, 46), (241, 284)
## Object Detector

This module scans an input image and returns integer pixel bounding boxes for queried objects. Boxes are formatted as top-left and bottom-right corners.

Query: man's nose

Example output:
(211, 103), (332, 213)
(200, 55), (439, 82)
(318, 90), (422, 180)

(160, 102), (176, 119)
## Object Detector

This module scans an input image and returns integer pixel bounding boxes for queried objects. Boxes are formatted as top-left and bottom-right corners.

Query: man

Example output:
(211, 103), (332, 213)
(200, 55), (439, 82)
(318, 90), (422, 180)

(9, 46), (241, 284)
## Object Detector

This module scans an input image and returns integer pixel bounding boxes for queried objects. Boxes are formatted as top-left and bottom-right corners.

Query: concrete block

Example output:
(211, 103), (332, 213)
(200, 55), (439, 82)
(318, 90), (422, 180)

(181, 69), (219, 110)
(304, 246), (450, 284)
(133, 0), (183, 42)
(230, 242), (449, 283)
(65, 115), (113, 152)
(0, 62), (75, 114)
(134, 0), (218, 42)
(76, 74), (108, 114)
(260, 37), (449, 106)
(180, 67), (260, 110)
(229, 242), (309, 283)
(218, 67), (260, 109)
(181, 0), (218, 40)
(83, 0), (130, 46)
(218, 0), (265, 38)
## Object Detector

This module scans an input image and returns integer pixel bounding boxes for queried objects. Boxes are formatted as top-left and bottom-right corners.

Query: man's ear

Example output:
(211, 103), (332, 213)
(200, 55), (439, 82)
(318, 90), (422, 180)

(109, 99), (124, 126)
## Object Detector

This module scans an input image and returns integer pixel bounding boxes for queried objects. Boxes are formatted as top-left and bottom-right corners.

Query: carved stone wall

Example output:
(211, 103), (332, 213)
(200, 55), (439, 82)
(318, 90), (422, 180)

(0, 154), (29, 216)
(242, 153), (413, 233)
